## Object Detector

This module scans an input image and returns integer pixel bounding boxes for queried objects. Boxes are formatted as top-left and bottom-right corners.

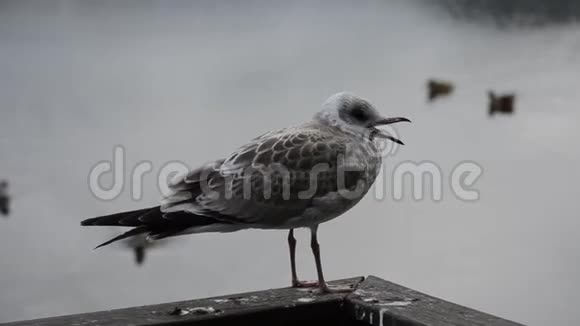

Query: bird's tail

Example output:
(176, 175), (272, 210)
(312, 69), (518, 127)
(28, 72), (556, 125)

(81, 206), (160, 227)
(81, 206), (226, 249)
(93, 227), (149, 249)
(81, 207), (160, 249)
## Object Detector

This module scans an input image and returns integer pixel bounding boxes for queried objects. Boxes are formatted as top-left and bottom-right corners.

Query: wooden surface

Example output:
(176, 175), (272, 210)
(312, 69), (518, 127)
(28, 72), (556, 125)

(3, 276), (526, 326)
(3, 278), (363, 326)
(346, 276), (525, 326)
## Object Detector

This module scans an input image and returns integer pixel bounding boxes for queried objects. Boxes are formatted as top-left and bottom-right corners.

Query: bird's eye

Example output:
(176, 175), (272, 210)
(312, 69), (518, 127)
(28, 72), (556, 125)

(350, 105), (368, 122)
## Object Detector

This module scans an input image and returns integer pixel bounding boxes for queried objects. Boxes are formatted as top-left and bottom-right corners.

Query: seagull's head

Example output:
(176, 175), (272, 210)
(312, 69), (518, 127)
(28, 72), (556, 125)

(315, 92), (411, 145)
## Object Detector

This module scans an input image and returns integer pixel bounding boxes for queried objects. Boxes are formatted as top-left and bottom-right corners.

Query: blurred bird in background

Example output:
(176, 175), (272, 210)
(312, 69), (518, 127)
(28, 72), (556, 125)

(0, 180), (10, 217)
(488, 91), (516, 116)
(123, 234), (168, 266)
(427, 79), (455, 102)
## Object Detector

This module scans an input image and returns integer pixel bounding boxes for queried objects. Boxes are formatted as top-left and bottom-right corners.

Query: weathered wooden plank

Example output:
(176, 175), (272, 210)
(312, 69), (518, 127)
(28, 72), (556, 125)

(345, 276), (525, 326)
(3, 276), (527, 326)
(3, 277), (363, 326)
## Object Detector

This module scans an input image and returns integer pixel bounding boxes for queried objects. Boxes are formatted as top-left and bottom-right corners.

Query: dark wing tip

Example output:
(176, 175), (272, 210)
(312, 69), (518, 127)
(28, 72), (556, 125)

(81, 217), (97, 226)
(93, 227), (148, 249)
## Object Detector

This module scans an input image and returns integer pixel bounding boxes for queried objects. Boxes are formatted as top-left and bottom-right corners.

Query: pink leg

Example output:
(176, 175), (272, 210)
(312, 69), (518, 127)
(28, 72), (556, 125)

(310, 226), (354, 294)
(288, 229), (318, 288)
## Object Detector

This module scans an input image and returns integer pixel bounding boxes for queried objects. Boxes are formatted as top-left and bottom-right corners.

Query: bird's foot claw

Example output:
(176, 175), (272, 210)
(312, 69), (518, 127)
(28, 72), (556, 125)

(292, 280), (319, 288)
(316, 283), (356, 294)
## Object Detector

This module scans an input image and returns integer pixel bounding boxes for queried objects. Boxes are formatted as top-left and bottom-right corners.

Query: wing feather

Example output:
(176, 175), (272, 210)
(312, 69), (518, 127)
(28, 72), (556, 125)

(161, 124), (372, 227)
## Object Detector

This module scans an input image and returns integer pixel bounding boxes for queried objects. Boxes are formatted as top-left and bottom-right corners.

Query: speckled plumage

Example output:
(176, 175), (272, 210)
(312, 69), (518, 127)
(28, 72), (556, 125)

(162, 120), (383, 232)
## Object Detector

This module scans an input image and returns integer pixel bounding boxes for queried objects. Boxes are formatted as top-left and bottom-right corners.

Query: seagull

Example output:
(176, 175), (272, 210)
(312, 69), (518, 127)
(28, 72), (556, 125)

(81, 92), (410, 293)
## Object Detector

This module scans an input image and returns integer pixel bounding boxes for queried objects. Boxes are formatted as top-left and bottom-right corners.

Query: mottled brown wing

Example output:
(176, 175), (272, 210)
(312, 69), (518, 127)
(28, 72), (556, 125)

(203, 126), (372, 226)
(162, 128), (360, 225)
(162, 126), (365, 227)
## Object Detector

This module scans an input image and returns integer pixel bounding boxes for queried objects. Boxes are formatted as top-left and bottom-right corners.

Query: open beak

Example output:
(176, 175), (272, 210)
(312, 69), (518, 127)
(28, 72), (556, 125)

(369, 117), (411, 145)
(374, 117), (411, 126)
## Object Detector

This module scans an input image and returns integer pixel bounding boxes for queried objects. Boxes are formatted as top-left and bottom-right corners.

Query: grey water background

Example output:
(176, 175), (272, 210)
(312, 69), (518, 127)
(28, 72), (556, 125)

(1, 1), (579, 324)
